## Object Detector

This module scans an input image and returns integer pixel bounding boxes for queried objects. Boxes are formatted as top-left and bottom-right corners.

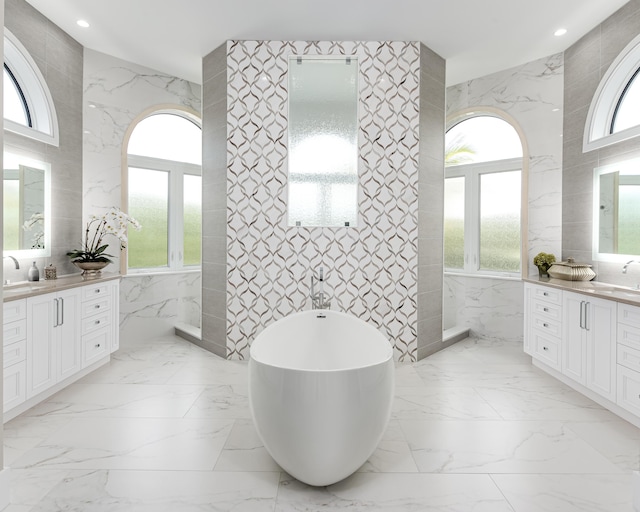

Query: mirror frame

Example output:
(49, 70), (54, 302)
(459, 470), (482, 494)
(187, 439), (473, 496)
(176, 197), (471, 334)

(593, 157), (640, 262)
(3, 149), (51, 259)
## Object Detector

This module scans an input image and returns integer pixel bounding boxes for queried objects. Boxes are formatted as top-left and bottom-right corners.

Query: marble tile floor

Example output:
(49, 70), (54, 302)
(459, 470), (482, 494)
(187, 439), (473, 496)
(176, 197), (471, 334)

(3, 335), (639, 511)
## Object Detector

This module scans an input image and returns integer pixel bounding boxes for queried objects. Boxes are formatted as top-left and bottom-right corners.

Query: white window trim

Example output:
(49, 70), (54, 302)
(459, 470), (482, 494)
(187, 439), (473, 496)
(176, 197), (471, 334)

(584, 32), (640, 153)
(445, 157), (522, 279)
(127, 154), (201, 274)
(4, 29), (59, 146)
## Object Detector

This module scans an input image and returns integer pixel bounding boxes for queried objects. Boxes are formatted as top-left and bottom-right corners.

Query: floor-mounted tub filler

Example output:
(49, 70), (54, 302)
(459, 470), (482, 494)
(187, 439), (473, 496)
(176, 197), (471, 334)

(249, 309), (395, 486)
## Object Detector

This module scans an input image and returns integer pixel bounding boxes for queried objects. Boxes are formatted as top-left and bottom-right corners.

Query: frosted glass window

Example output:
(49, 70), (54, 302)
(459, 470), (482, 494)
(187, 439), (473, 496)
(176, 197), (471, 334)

(444, 177), (465, 269)
(288, 57), (358, 227)
(4, 66), (30, 126)
(611, 68), (640, 134)
(445, 115), (523, 276)
(183, 173), (202, 266)
(479, 170), (521, 272)
(128, 114), (202, 165)
(128, 167), (169, 269)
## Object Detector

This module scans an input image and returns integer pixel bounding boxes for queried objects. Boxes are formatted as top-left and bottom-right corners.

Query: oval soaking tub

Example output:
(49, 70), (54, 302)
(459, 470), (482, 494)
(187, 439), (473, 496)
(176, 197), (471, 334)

(248, 309), (394, 486)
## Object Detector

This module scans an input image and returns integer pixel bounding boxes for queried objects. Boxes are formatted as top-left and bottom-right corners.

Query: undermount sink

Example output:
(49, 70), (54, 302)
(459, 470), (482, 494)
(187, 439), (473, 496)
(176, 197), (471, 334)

(594, 287), (640, 299)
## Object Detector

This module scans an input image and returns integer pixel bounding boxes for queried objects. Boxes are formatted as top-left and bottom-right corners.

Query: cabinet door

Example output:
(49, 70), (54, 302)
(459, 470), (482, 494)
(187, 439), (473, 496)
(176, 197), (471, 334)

(585, 296), (616, 401)
(57, 288), (82, 382)
(562, 292), (586, 384)
(26, 293), (57, 398)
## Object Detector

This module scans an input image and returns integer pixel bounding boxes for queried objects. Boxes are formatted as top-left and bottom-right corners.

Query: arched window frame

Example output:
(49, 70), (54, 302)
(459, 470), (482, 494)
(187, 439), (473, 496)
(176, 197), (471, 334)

(584, 33), (640, 152)
(444, 109), (528, 279)
(4, 29), (59, 146)
(122, 106), (202, 275)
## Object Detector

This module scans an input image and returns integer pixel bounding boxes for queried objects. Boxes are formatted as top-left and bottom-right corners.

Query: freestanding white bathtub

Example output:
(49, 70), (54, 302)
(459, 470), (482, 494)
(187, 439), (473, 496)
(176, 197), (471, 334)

(248, 309), (394, 486)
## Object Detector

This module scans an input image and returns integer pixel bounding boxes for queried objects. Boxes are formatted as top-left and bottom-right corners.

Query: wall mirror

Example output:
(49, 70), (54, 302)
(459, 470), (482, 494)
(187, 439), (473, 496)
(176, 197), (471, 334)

(288, 56), (359, 227)
(593, 158), (640, 261)
(3, 150), (51, 258)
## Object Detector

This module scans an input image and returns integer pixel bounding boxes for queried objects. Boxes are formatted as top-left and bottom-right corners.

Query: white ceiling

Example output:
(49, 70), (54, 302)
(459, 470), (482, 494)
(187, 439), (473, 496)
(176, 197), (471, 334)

(24, 0), (630, 86)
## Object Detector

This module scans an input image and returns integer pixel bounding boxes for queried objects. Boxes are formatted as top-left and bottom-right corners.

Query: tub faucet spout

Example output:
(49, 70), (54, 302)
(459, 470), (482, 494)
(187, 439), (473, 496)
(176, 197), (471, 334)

(622, 259), (640, 274)
(3, 255), (19, 269)
(311, 266), (331, 310)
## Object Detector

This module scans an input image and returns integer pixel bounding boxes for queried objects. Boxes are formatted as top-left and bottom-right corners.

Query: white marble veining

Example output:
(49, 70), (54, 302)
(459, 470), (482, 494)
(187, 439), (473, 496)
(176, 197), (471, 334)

(83, 49), (202, 342)
(4, 334), (637, 511)
(445, 53), (564, 340)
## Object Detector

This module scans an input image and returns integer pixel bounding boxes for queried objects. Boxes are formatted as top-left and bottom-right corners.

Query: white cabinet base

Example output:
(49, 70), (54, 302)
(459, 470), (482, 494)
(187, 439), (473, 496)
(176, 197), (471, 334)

(0, 468), (9, 511)
(531, 357), (640, 429)
(3, 355), (109, 423)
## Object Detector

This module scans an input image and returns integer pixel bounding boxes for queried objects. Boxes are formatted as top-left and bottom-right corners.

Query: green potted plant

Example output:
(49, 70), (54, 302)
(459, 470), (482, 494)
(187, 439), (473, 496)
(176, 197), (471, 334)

(533, 252), (556, 278)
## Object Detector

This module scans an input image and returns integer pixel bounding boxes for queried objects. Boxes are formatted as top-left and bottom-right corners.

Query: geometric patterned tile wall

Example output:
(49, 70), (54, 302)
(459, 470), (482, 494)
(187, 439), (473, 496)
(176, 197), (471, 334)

(226, 41), (420, 361)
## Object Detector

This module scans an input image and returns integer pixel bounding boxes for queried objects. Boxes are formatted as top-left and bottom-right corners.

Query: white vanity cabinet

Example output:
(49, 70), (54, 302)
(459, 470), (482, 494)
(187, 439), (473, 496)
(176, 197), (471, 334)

(562, 291), (616, 401)
(616, 302), (640, 416)
(3, 276), (120, 422)
(3, 299), (27, 412)
(26, 287), (81, 398)
(524, 282), (562, 370)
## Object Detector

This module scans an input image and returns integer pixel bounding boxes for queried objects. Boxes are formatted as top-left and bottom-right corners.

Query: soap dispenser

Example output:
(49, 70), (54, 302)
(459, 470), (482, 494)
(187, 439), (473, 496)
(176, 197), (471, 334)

(27, 262), (39, 282)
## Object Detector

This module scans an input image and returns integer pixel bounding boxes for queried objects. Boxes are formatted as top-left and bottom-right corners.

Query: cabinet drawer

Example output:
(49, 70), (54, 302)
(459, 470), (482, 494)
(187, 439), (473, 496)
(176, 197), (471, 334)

(618, 343), (640, 373)
(530, 285), (562, 305)
(82, 328), (110, 367)
(81, 296), (112, 318)
(4, 339), (26, 368)
(3, 319), (26, 346)
(618, 302), (640, 329)
(81, 311), (111, 335)
(531, 298), (562, 322)
(532, 330), (561, 369)
(3, 299), (26, 323)
(531, 314), (562, 337)
(4, 360), (26, 413)
(616, 365), (640, 417)
(82, 284), (111, 302)
(618, 321), (640, 351)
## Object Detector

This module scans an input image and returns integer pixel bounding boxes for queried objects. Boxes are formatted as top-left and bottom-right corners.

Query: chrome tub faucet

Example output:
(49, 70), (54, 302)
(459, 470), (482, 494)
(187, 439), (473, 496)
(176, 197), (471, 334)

(311, 266), (331, 310)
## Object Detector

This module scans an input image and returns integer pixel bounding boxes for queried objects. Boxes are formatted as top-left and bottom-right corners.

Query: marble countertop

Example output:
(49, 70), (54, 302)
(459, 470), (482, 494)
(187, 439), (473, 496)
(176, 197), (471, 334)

(3, 273), (121, 302)
(524, 276), (640, 307)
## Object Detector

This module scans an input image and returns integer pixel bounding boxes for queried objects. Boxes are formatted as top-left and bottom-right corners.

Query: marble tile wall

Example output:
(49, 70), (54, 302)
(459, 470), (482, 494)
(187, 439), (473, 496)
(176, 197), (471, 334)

(563, 0), (640, 288)
(446, 53), (565, 341)
(83, 49), (202, 342)
(214, 41), (424, 361)
(3, 0), (83, 282)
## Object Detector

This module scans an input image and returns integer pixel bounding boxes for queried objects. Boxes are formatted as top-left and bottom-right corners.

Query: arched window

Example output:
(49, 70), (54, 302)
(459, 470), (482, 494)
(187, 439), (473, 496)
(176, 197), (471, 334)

(585, 33), (640, 151)
(3, 30), (59, 145)
(444, 114), (523, 276)
(126, 110), (202, 271)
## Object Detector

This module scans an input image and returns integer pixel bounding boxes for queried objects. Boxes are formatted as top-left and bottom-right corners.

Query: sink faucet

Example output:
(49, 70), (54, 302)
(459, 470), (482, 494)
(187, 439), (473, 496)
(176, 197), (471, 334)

(622, 259), (640, 274)
(310, 266), (331, 310)
(3, 255), (20, 269)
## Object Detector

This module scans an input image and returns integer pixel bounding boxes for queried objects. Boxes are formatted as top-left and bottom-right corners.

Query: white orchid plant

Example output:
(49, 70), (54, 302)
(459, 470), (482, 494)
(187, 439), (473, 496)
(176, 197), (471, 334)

(67, 207), (141, 263)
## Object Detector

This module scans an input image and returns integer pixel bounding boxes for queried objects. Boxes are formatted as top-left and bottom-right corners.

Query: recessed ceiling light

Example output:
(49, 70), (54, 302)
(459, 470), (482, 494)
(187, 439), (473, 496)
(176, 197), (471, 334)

(554, 28), (567, 37)
(77, 19), (90, 28)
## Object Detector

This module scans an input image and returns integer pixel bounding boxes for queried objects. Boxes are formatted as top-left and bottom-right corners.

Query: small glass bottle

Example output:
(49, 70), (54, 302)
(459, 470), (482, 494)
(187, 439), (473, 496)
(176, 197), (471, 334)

(27, 262), (39, 282)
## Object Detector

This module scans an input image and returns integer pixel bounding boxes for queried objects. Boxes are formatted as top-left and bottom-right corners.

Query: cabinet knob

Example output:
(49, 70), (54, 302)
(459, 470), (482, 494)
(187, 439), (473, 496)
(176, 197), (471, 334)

(543, 346), (549, 351)
(543, 323), (549, 328)
(95, 320), (100, 325)
(95, 343), (101, 348)
(543, 307), (549, 312)
(95, 289), (100, 294)
(543, 292), (548, 296)
(94, 305), (100, 309)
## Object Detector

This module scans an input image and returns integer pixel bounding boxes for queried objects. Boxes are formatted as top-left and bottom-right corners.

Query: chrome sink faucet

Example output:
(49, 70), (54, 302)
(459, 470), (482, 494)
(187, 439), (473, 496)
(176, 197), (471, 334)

(3, 255), (19, 269)
(311, 266), (331, 310)
(622, 259), (640, 274)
